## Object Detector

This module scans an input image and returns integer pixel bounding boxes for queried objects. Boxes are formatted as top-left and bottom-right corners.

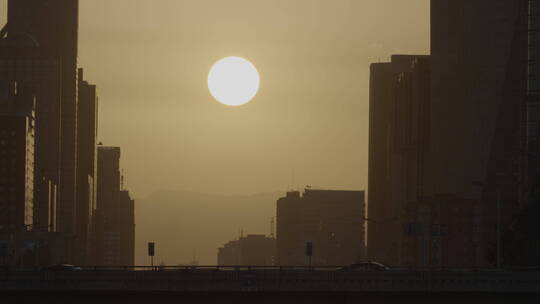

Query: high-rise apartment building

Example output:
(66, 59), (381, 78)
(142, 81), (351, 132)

(368, 1), (539, 268)
(118, 190), (135, 266)
(276, 189), (365, 266)
(94, 147), (121, 265)
(0, 33), (62, 234)
(428, 0), (531, 266)
(6, 0), (80, 235)
(94, 147), (135, 266)
(76, 68), (98, 265)
(367, 55), (430, 266)
(0, 82), (35, 234)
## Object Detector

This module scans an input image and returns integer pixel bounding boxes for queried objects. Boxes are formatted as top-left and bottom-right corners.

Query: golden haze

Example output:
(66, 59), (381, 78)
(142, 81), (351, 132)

(0, 0), (429, 264)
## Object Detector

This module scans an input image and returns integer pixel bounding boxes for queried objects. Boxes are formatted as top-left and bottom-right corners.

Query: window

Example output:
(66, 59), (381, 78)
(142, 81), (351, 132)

(529, 78), (540, 92)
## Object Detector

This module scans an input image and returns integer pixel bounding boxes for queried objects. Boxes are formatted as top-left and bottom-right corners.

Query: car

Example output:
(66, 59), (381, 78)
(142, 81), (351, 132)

(339, 261), (390, 271)
(41, 264), (82, 271)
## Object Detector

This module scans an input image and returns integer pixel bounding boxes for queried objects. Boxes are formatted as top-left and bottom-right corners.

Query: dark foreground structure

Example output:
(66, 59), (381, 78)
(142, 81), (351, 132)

(1, 268), (540, 303)
(4, 291), (538, 304)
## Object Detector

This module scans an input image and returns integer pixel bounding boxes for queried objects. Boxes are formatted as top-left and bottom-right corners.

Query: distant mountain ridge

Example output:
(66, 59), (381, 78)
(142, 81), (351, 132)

(135, 190), (283, 265)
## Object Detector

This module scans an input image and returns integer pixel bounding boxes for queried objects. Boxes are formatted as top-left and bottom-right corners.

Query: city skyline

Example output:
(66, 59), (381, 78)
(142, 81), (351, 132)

(0, 1), (429, 198)
(1, 0), (535, 268)
(0, 0), (136, 267)
(3, 1), (540, 302)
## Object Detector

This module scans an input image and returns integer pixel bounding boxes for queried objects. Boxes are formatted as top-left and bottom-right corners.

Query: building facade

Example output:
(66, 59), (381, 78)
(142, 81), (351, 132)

(118, 190), (135, 266)
(94, 146), (135, 266)
(7, 0), (80, 236)
(0, 39), (62, 234)
(0, 82), (35, 234)
(94, 147), (120, 265)
(76, 68), (98, 265)
(0, 82), (67, 268)
(276, 189), (365, 266)
(428, 0), (535, 266)
(218, 234), (275, 266)
(401, 194), (481, 268)
(367, 55), (430, 266)
(0, 0), (136, 267)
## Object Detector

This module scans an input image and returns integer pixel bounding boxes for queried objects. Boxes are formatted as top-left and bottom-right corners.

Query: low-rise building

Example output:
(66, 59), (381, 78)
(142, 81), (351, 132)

(218, 234), (275, 266)
(276, 189), (365, 266)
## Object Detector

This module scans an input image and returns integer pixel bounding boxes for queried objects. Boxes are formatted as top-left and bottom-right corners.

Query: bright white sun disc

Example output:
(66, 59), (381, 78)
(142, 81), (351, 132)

(208, 57), (260, 106)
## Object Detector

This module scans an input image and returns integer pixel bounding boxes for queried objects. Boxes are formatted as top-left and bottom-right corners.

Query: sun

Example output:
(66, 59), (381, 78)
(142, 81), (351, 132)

(208, 56), (260, 106)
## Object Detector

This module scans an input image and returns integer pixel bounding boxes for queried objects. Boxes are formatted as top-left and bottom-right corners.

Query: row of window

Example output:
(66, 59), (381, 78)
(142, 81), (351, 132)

(0, 130), (17, 136)
(0, 139), (23, 147)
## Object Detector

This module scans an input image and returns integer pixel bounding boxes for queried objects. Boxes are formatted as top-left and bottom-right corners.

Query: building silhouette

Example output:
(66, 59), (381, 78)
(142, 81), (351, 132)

(427, 0), (534, 266)
(0, 1), (135, 267)
(218, 240), (240, 265)
(0, 82), (35, 234)
(368, 1), (540, 268)
(76, 68), (98, 265)
(367, 55), (430, 266)
(94, 147), (135, 266)
(0, 24), (62, 235)
(218, 234), (276, 266)
(276, 189), (365, 266)
(0, 82), (69, 268)
(95, 147), (120, 265)
(6, 0), (80, 237)
(118, 190), (135, 266)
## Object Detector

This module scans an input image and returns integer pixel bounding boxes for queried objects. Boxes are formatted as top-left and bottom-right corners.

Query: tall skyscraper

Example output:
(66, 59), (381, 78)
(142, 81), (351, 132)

(276, 189), (365, 266)
(429, 0), (529, 265)
(118, 190), (135, 266)
(367, 55), (430, 266)
(6, 0), (80, 235)
(95, 147), (121, 265)
(76, 68), (98, 265)
(94, 147), (135, 266)
(0, 82), (35, 234)
(524, 1), (540, 203)
(428, 0), (522, 198)
(0, 30), (62, 234)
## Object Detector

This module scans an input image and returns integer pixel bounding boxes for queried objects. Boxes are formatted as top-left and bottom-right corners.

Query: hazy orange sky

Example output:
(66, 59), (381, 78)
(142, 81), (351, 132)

(0, 0), (429, 199)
